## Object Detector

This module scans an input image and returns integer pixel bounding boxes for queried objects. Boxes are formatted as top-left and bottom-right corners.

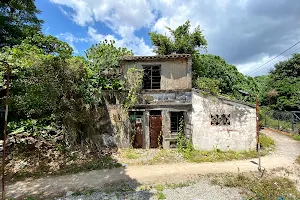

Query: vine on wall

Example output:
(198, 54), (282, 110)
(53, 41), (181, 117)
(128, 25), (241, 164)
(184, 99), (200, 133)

(124, 67), (144, 111)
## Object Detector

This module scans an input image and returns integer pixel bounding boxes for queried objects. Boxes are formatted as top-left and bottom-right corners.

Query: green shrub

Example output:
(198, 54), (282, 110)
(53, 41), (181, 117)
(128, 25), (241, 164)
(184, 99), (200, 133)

(260, 134), (275, 149)
(292, 134), (300, 141)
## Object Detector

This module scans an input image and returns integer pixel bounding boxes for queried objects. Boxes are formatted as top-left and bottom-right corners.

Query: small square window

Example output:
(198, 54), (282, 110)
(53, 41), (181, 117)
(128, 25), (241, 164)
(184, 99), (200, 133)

(211, 114), (230, 126)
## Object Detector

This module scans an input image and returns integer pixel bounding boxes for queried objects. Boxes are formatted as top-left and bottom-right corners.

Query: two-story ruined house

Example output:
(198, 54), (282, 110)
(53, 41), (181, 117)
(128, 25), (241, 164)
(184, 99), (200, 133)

(103, 54), (256, 151)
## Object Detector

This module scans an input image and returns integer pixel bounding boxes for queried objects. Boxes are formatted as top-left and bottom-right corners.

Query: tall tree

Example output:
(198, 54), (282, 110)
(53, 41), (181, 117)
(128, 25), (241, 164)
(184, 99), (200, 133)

(149, 20), (207, 55)
(0, 0), (43, 48)
(268, 54), (300, 110)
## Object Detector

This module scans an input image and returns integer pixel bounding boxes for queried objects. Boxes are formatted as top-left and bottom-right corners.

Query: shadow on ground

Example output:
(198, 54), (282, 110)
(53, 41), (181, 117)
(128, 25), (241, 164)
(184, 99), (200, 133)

(3, 156), (154, 200)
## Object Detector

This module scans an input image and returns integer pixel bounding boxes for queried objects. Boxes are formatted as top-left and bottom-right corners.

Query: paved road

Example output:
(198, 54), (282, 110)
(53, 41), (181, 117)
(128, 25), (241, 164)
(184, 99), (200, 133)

(5, 129), (300, 199)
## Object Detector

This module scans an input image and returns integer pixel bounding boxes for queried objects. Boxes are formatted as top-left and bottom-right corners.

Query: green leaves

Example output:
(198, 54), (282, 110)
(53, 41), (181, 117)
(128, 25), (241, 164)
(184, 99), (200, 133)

(149, 20), (207, 55)
(85, 40), (133, 90)
(0, 0), (43, 48)
(196, 77), (221, 95)
(267, 54), (300, 110)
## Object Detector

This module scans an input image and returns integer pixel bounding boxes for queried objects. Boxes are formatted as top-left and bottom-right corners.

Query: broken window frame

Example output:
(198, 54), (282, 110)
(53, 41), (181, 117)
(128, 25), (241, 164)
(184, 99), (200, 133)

(142, 65), (161, 89)
(170, 111), (184, 133)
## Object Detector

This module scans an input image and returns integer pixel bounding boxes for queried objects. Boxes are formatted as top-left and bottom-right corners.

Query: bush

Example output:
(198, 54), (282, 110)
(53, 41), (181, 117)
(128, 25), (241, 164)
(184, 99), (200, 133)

(260, 134), (275, 149)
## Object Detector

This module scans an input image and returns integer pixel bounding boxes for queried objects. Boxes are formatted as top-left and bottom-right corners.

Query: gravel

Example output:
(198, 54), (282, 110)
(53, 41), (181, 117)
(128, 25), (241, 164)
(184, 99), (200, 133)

(163, 180), (244, 200)
(57, 180), (244, 200)
(57, 190), (156, 200)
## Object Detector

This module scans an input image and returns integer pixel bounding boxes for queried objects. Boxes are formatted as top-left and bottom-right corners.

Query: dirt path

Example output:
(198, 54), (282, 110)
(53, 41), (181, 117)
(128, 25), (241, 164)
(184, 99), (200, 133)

(5, 129), (300, 199)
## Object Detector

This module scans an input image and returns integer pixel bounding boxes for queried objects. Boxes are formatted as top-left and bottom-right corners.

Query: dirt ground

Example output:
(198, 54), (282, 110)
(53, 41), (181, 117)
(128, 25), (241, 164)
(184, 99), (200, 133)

(3, 129), (300, 199)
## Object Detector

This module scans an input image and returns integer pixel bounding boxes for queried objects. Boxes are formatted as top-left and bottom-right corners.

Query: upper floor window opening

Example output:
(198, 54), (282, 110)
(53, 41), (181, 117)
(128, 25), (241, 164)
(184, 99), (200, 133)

(143, 65), (161, 89)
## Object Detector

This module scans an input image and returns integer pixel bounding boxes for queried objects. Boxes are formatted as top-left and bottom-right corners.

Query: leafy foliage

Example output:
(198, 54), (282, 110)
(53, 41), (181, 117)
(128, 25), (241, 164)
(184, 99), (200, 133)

(196, 77), (221, 95)
(193, 54), (259, 101)
(0, 0), (43, 48)
(149, 20), (207, 55)
(0, 35), (114, 148)
(267, 54), (300, 110)
(85, 40), (133, 90)
(124, 68), (144, 110)
(22, 34), (73, 57)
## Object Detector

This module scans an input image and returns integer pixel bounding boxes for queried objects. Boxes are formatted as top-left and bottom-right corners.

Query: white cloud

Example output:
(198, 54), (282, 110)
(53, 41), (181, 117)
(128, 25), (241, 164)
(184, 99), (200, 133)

(50, 0), (300, 75)
(88, 27), (153, 56)
(58, 32), (90, 54)
(50, 0), (155, 32)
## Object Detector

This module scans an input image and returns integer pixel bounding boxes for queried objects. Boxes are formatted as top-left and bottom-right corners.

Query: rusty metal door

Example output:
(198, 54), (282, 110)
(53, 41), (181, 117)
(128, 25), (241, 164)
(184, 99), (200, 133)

(149, 115), (162, 148)
(133, 123), (143, 148)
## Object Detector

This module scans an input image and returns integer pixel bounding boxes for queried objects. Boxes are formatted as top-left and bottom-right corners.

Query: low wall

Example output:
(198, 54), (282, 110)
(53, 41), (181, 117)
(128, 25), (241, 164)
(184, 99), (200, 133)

(191, 92), (256, 151)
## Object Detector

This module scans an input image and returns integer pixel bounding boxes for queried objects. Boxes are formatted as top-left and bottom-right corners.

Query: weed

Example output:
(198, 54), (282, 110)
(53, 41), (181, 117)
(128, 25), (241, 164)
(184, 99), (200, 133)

(260, 134), (275, 149)
(145, 149), (184, 165)
(154, 184), (164, 192)
(210, 172), (300, 199)
(182, 148), (259, 163)
(121, 149), (141, 159)
(165, 182), (193, 189)
(292, 134), (300, 141)
(157, 191), (166, 199)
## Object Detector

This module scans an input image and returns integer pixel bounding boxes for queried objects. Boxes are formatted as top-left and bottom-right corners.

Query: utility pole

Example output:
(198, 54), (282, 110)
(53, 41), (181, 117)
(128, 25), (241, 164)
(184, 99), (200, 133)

(239, 90), (261, 174)
(1, 61), (10, 200)
(256, 95), (261, 173)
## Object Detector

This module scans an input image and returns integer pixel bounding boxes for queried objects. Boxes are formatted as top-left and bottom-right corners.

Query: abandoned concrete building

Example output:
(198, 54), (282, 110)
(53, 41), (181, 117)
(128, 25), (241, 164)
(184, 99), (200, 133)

(103, 54), (256, 151)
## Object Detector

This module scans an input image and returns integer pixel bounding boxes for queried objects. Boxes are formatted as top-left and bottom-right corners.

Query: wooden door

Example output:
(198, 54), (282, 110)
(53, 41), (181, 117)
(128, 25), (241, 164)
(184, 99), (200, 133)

(149, 115), (162, 148)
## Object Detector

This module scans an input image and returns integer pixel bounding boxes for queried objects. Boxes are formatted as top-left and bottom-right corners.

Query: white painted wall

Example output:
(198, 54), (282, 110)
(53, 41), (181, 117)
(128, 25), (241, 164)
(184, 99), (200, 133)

(192, 92), (256, 151)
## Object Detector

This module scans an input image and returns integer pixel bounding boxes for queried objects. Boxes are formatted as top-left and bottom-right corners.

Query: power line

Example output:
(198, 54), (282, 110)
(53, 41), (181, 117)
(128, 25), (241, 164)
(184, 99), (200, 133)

(251, 46), (300, 76)
(246, 40), (300, 76)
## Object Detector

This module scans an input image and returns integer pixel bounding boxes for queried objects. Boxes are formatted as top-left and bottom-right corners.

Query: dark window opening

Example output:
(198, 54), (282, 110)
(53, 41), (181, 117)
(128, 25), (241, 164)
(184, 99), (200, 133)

(211, 114), (230, 125)
(143, 65), (161, 89)
(171, 112), (184, 133)
(150, 110), (161, 116)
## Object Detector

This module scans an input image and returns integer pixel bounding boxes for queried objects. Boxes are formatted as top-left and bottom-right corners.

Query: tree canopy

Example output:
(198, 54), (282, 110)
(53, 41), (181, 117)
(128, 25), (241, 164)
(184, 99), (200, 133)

(267, 54), (300, 110)
(149, 20), (207, 55)
(0, 0), (43, 48)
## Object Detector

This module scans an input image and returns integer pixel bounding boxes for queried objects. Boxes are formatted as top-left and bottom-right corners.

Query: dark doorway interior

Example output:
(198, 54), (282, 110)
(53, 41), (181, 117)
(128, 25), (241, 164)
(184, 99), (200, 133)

(149, 110), (162, 148)
(143, 65), (161, 89)
(170, 111), (184, 133)
(129, 111), (143, 148)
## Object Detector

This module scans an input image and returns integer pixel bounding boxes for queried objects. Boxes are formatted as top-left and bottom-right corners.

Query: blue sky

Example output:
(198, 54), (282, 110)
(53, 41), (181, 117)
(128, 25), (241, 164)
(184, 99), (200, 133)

(36, 0), (300, 76)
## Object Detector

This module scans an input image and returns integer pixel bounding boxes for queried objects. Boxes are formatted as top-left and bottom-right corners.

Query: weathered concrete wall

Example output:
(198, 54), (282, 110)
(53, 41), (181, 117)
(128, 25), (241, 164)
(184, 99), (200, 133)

(141, 91), (192, 105)
(105, 104), (132, 148)
(191, 92), (256, 151)
(122, 57), (192, 90)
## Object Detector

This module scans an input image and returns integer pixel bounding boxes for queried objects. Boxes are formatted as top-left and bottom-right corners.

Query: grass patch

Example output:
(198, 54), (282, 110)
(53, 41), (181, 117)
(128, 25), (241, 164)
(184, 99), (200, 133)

(178, 134), (274, 163)
(157, 192), (166, 199)
(292, 134), (300, 141)
(260, 134), (275, 150)
(121, 149), (141, 159)
(145, 149), (184, 165)
(182, 149), (259, 163)
(210, 172), (300, 199)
